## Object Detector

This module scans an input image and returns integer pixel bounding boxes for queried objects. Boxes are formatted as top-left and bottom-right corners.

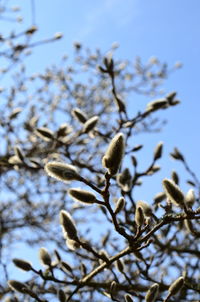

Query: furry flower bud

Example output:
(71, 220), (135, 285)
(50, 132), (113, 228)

(168, 276), (184, 296)
(136, 201), (152, 217)
(39, 247), (52, 266)
(13, 258), (32, 271)
(35, 127), (54, 141)
(135, 206), (144, 226)
(153, 142), (163, 160)
(68, 188), (96, 204)
(114, 197), (125, 214)
(185, 189), (195, 208)
(146, 98), (168, 111)
(60, 210), (78, 240)
(162, 178), (185, 207)
(102, 133), (125, 175)
(72, 108), (87, 124)
(83, 116), (99, 133)
(125, 294), (134, 302)
(45, 161), (80, 182)
(117, 168), (132, 192)
(58, 289), (66, 302)
(66, 238), (80, 250)
(145, 283), (159, 302)
(8, 280), (28, 293)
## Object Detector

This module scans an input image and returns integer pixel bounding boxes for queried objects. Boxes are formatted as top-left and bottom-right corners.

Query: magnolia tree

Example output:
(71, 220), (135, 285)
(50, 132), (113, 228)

(0, 2), (200, 302)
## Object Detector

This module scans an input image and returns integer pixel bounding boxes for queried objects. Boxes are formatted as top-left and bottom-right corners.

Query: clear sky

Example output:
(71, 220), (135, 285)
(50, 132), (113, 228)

(3, 0), (198, 197)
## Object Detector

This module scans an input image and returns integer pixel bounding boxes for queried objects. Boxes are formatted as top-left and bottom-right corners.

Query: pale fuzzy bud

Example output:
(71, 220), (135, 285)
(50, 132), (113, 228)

(83, 116), (99, 133)
(153, 142), (163, 160)
(66, 238), (80, 250)
(57, 123), (72, 137)
(102, 133), (125, 175)
(125, 294), (134, 302)
(110, 280), (117, 294)
(9, 107), (22, 119)
(135, 206), (144, 226)
(171, 170), (179, 184)
(68, 188), (96, 204)
(162, 178), (185, 207)
(13, 258), (32, 271)
(174, 61), (183, 69)
(154, 192), (166, 204)
(147, 165), (160, 175)
(60, 210), (78, 240)
(166, 91), (177, 103)
(58, 289), (66, 302)
(8, 155), (22, 165)
(14, 146), (24, 162)
(117, 168), (132, 192)
(39, 247), (52, 266)
(114, 197), (125, 214)
(45, 161), (80, 182)
(137, 201), (152, 217)
(25, 26), (38, 35)
(115, 259), (124, 272)
(8, 280), (27, 293)
(170, 147), (184, 161)
(149, 56), (159, 64)
(184, 219), (194, 234)
(185, 189), (195, 208)
(168, 276), (184, 296)
(35, 127), (54, 141)
(146, 98), (168, 111)
(97, 250), (109, 265)
(54, 32), (63, 39)
(72, 108), (87, 124)
(145, 283), (159, 302)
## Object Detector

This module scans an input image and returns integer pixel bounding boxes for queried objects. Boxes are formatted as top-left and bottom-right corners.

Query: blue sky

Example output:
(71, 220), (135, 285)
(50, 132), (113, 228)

(3, 0), (198, 197)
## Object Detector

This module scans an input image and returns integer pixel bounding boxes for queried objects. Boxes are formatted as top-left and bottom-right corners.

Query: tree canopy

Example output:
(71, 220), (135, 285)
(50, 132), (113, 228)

(0, 2), (199, 302)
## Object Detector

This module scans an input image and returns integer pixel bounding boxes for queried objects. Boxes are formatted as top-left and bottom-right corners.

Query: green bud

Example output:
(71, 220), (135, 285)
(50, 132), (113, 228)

(68, 188), (96, 204)
(45, 161), (80, 182)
